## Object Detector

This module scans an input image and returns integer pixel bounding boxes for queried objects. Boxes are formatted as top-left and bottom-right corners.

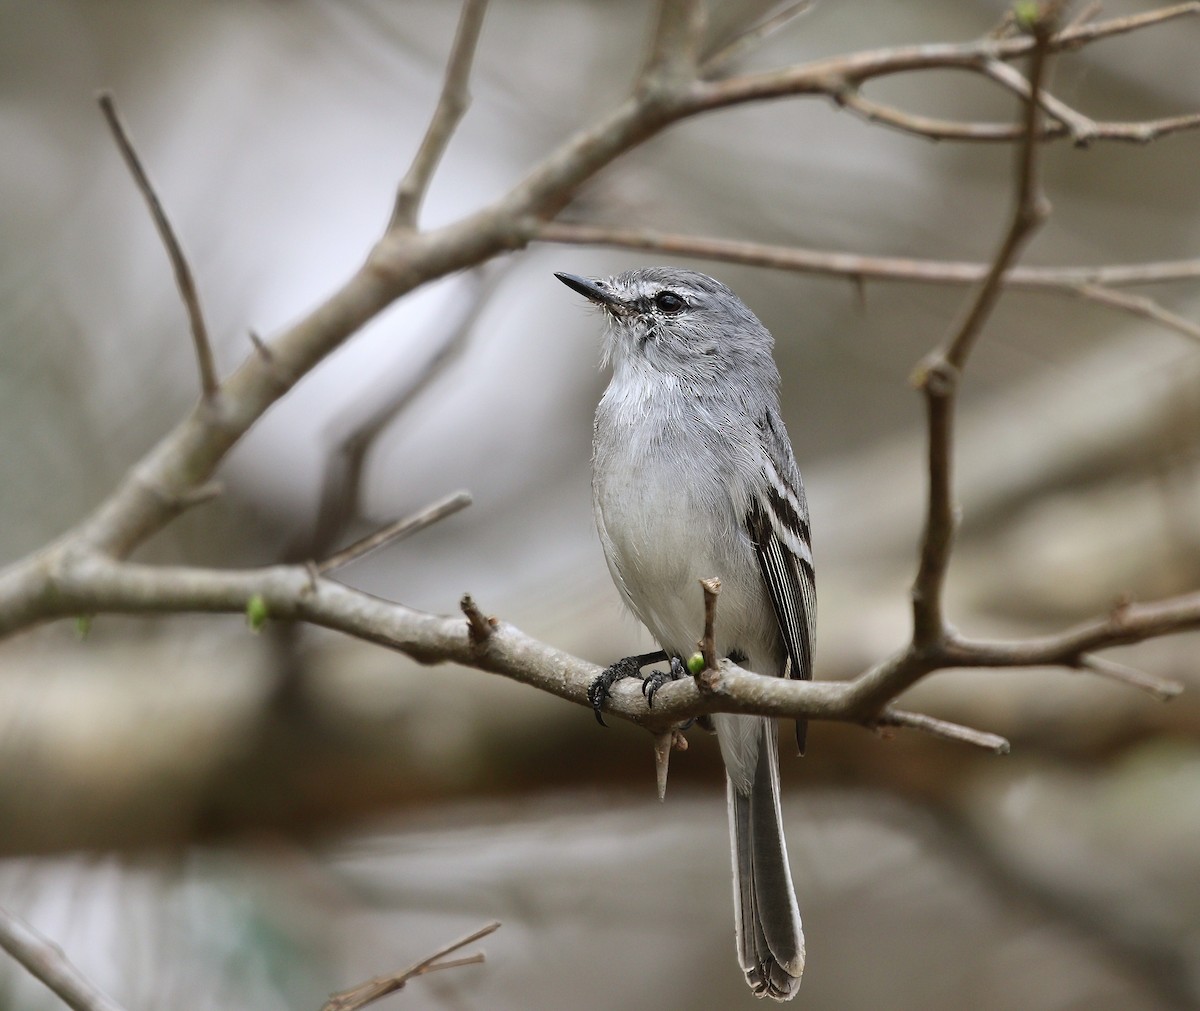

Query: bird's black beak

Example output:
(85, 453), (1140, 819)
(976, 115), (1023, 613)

(555, 271), (620, 307)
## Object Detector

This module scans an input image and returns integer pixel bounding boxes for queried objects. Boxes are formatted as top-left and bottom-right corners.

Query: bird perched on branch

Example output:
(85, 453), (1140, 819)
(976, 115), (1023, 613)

(557, 266), (816, 1001)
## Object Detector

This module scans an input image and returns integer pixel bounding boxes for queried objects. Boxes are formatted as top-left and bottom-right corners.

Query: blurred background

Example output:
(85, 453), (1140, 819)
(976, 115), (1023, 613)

(1, 0), (1199, 1008)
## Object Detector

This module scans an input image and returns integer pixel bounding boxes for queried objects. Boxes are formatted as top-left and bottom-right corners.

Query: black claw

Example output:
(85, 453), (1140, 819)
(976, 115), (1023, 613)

(589, 651), (674, 724)
(643, 655), (688, 708)
(588, 654), (649, 726)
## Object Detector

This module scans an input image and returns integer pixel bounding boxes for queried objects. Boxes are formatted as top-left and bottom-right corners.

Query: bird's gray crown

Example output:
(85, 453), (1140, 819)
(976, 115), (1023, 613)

(555, 266), (777, 385)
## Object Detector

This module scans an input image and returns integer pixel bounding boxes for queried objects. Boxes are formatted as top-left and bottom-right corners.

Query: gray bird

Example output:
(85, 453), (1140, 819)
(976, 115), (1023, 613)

(556, 266), (815, 1000)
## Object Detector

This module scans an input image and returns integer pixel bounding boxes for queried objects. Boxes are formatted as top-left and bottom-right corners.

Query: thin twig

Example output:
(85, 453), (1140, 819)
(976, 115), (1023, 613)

(1076, 654), (1185, 701)
(834, 87), (1200, 144)
(390, 0), (489, 230)
(641, 0), (706, 86)
(316, 490), (472, 575)
(535, 223), (1200, 289)
(97, 92), (219, 401)
(1052, 2), (1200, 50)
(684, 4), (1200, 118)
(910, 13), (1056, 646)
(981, 57), (1099, 145)
(322, 921), (499, 1011)
(0, 906), (127, 1011)
(874, 707), (1011, 754)
(299, 267), (499, 564)
(701, 1), (812, 77)
(1077, 285), (1200, 343)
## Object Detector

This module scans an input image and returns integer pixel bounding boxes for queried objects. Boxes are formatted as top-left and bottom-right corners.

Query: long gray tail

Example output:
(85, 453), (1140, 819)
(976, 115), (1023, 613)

(717, 713), (804, 1000)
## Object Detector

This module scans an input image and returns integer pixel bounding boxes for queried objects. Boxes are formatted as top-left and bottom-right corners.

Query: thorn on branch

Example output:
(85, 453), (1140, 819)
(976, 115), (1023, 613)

(461, 593), (496, 645)
(97, 91), (219, 403)
(322, 921), (499, 1011)
(650, 726), (692, 801)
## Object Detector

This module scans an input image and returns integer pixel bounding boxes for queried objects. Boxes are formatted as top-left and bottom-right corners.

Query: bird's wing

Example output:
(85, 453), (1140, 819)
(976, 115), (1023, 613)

(745, 489), (816, 685)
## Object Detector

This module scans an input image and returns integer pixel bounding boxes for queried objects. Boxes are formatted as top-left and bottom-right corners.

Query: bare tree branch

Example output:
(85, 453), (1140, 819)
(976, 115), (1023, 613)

(701, 1), (813, 77)
(874, 708), (1011, 754)
(0, 548), (1194, 748)
(0, 3), (1193, 782)
(300, 267), (501, 564)
(1075, 284), (1200, 343)
(315, 490), (472, 575)
(834, 88), (1200, 145)
(980, 57), (1098, 145)
(390, 0), (490, 230)
(641, 0), (706, 87)
(98, 92), (219, 401)
(322, 921), (498, 1011)
(911, 11), (1055, 647)
(535, 222), (1200, 342)
(0, 906), (127, 1011)
(684, 4), (1200, 118)
(1076, 654), (1184, 702)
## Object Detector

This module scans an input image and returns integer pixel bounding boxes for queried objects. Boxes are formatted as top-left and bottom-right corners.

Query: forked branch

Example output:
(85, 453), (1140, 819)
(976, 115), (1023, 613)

(322, 922), (498, 1011)
(390, 0), (490, 230)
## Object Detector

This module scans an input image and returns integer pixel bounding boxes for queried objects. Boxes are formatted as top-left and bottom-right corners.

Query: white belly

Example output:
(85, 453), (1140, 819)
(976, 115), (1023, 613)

(593, 396), (782, 674)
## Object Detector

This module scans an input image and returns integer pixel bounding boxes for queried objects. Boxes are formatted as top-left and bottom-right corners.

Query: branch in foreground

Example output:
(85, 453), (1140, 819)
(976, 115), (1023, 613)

(322, 921), (499, 1011)
(3, 547), (1195, 750)
(97, 92), (219, 401)
(0, 906), (127, 1011)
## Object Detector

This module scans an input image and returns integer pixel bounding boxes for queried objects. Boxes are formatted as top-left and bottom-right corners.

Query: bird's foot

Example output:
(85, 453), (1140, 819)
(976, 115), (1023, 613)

(588, 650), (668, 726)
(642, 655), (688, 707)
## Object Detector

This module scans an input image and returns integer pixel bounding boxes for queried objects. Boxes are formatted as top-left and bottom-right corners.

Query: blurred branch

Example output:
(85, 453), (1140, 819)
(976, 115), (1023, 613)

(0, 907), (127, 1011)
(97, 92), (219, 402)
(685, 2), (1200, 137)
(834, 87), (1200, 144)
(390, 0), (490, 230)
(701, 1), (813, 77)
(322, 922), (498, 1011)
(315, 490), (473, 575)
(535, 223), (1200, 343)
(299, 267), (500, 563)
(641, 0), (706, 86)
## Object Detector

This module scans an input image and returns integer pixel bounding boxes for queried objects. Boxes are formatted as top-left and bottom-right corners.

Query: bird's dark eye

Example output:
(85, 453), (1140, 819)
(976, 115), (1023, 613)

(653, 291), (686, 314)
